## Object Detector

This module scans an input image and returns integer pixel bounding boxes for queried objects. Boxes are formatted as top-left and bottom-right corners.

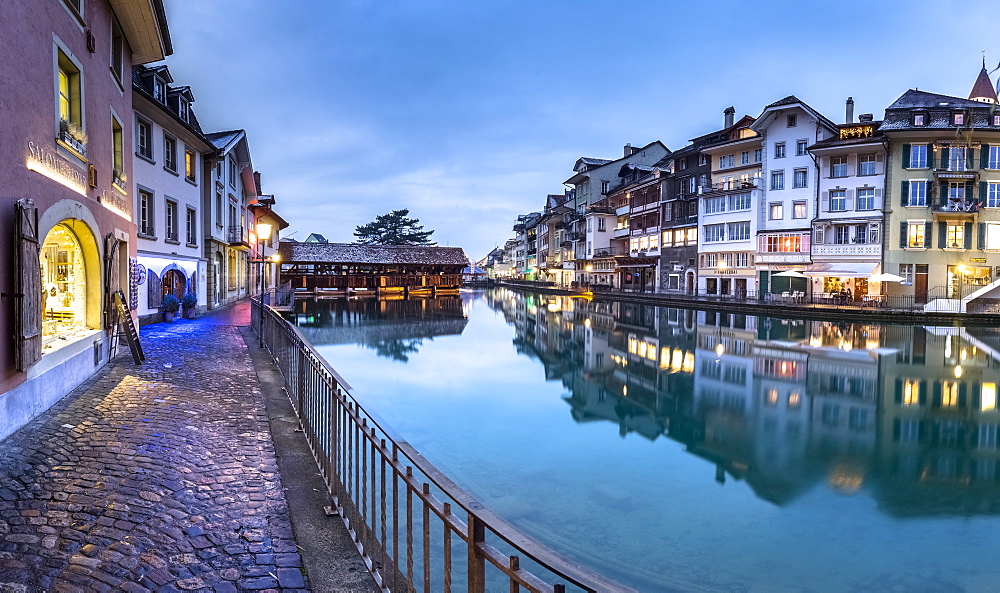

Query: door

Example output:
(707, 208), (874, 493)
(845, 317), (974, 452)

(915, 264), (929, 304)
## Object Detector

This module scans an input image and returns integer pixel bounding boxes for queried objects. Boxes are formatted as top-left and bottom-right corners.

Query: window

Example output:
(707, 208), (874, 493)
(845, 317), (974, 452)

(186, 207), (197, 245)
(910, 144), (928, 168)
(948, 181), (966, 201)
(787, 114), (797, 127)
(764, 233), (803, 252)
(852, 224), (868, 244)
(770, 170), (784, 190)
(830, 190), (846, 211)
(110, 18), (124, 83)
(153, 78), (166, 102)
(597, 218), (606, 232)
(856, 188), (875, 210)
(111, 117), (123, 181)
(705, 196), (726, 214)
(982, 383), (998, 412)
(831, 156), (848, 177)
(947, 147), (967, 171)
(165, 199), (178, 241)
(834, 226), (850, 244)
(56, 49), (83, 149)
(139, 189), (154, 237)
(995, 115), (1000, 127)
(229, 157), (237, 188)
(687, 177), (697, 194)
(136, 117), (153, 160)
(946, 223), (965, 249)
(678, 157), (688, 170)
(953, 112), (965, 126)
(687, 228), (697, 244)
(728, 222), (750, 241)
(988, 182), (1000, 208)
(718, 154), (735, 169)
(902, 379), (921, 406)
(774, 142), (786, 159)
(793, 168), (808, 188)
(942, 382), (959, 408)
(990, 146), (1000, 169)
(913, 113), (926, 126)
(796, 140), (807, 156)
(699, 154), (709, 166)
(909, 181), (927, 206)
(793, 202), (807, 218)
(900, 263), (914, 284)
(753, 149), (762, 163)
(769, 203), (783, 220)
(869, 224), (880, 244)
(185, 148), (196, 182)
(906, 221), (926, 248)
(178, 99), (189, 123)
(215, 186), (223, 226)
(858, 154), (877, 175)
(704, 224), (725, 242)
(741, 151), (749, 165)
(164, 135), (177, 172)
(729, 193), (751, 211)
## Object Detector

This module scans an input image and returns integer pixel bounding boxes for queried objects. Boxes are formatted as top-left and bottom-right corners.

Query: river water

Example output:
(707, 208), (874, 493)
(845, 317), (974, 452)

(291, 287), (1000, 592)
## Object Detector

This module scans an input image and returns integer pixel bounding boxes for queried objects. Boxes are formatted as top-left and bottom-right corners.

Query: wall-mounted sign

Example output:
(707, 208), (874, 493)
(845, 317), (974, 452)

(839, 125), (875, 140)
(135, 264), (146, 286)
(970, 258), (987, 263)
(26, 141), (87, 195)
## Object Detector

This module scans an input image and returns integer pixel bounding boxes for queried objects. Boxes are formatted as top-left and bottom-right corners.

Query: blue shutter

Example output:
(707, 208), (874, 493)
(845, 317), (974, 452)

(939, 182), (948, 206)
(900, 180), (909, 207)
(981, 181), (988, 204)
(902, 144), (911, 168)
(981, 144), (989, 169)
(965, 222), (973, 249)
(899, 221), (908, 248)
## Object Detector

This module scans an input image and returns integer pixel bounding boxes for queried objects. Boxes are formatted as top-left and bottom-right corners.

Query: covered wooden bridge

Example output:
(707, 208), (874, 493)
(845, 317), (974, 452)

(278, 242), (469, 298)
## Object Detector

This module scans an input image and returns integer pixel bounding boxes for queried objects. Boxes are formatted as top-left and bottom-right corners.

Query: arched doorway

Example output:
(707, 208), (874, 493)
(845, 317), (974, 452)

(686, 271), (695, 295)
(162, 268), (187, 301)
(215, 252), (223, 304)
(39, 221), (96, 343)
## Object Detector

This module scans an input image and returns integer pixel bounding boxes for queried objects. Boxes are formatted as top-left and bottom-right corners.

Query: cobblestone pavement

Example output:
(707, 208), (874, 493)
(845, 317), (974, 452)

(0, 302), (310, 592)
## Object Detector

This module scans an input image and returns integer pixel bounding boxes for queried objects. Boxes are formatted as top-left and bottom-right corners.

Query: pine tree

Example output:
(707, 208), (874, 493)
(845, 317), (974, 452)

(353, 209), (436, 245)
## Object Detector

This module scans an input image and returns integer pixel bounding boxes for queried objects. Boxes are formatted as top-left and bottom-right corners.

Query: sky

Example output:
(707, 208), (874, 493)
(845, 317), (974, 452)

(162, 0), (1000, 260)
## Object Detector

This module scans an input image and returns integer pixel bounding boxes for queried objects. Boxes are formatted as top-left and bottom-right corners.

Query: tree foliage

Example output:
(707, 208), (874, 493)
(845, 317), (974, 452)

(353, 209), (436, 245)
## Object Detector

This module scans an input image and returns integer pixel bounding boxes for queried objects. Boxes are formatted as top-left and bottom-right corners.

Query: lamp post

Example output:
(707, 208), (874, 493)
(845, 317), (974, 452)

(255, 221), (273, 347)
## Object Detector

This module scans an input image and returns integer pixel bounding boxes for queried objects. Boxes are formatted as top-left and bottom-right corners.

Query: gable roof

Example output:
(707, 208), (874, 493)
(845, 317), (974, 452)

(752, 95), (838, 133)
(564, 141), (669, 185)
(279, 242), (469, 266)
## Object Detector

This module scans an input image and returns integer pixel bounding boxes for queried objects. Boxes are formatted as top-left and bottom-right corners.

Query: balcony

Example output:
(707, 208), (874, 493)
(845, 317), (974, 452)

(227, 225), (249, 247)
(616, 204), (630, 216)
(932, 200), (979, 216)
(704, 178), (761, 193)
(588, 205), (615, 215)
(812, 244), (880, 257)
(614, 227), (630, 238)
(593, 247), (626, 258)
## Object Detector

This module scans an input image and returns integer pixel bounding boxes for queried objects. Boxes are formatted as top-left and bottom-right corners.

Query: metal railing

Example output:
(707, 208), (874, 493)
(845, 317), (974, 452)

(251, 299), (632, 593)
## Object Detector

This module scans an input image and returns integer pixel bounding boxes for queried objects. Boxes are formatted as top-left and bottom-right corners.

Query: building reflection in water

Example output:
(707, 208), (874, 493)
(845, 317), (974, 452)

(289, 296), (468, 362)
(485, 287), (1000, 515)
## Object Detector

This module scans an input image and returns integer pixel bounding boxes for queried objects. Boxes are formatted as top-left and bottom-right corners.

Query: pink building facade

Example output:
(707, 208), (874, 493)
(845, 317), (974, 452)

(0, 0), (170, 439)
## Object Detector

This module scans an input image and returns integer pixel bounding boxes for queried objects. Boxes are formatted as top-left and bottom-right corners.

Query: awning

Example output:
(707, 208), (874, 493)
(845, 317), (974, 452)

(802, 262), (878, 277)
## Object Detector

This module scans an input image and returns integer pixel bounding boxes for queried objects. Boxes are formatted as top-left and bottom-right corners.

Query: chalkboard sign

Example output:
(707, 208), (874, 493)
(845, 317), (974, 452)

(112, 290), (144, 364)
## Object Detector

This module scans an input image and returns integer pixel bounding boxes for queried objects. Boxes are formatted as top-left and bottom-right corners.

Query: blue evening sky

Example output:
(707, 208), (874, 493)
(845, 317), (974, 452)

(164, 0), (996, 260)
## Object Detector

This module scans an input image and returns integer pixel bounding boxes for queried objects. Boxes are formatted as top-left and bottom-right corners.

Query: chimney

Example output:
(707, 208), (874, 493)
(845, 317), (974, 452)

(624, 143), (634, 157)
(858, 113), (874, 123)
(724, 106), (735, 128)
(846, 97), (855, 124)
(253, 171), (262, 194)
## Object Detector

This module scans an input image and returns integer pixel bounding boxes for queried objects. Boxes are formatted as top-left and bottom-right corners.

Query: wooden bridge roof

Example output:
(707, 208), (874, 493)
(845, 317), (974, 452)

(279, 242), (469, 266)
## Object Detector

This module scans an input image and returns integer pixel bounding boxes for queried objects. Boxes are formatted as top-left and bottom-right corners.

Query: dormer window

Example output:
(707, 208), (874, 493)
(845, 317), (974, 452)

(913, 113), (926, 126)
(178, 99), (189, 122)
(153, 78), (166, 102)
(953, 112), (965, 126)
(993, 113), (1000, 126)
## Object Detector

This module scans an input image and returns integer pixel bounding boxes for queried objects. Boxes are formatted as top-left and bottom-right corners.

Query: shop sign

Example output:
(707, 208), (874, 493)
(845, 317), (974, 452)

(98, 186), (131, 220)
(970, 258), (987, 263)
(26, 141), (87, 195)
(135, 264), (147, 286)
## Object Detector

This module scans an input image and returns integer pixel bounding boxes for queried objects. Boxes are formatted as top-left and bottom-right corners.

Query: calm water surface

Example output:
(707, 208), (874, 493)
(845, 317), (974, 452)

(292, 288), (1000, 592)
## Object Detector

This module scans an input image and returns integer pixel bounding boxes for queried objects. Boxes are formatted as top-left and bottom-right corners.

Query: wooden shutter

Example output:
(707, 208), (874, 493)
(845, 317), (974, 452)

(900, 180), (909, 206)
(979, 222), (987, 250)
(959, 382), (968, 409)
(147, 270), (162, 308)
(938, 222), (946, 249)
(939, 182), (948, 206)
(13, 199), (42, 371)
(981, 181), (988, 204)
(821, 190), (829, 212)
(894, 378), (903, 404)
(932, 381), (942, 408)
(981, 144), (989, 169)
(965, 222), (973, 250)
(901, 144), (910, 168)
(899, 221), (908, 248)
(845, 189), (854, 211)
(965, 181), (975, 201)
(927, 143), (935, 169)
(924, 222), (933, 248)
(103, 234), (121, 329)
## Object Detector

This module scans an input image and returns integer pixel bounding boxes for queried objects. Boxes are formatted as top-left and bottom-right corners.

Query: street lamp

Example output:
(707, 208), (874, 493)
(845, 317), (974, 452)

(255, 221), (272, 347)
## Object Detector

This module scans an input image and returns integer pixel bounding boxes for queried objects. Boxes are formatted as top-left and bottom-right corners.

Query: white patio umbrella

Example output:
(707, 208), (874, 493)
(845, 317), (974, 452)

(869, 273), (905, 282)
(772, 270), (807, 278)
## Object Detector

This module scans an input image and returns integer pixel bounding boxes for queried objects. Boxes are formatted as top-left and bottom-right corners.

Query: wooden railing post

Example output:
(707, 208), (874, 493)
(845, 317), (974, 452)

(467, 514), (485, 593)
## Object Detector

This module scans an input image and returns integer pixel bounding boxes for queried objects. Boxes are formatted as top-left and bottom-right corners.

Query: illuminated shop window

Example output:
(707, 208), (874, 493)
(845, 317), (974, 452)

(40, 223), (88, 344)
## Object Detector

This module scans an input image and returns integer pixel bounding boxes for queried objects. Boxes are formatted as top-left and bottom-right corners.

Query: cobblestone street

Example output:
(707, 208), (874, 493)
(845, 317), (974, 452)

(0, 302), (312, 592)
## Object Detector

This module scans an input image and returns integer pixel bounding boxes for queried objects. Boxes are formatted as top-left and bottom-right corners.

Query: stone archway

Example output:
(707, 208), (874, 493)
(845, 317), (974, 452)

(161, 268), (187, 301)
(38, 218), (101, 343)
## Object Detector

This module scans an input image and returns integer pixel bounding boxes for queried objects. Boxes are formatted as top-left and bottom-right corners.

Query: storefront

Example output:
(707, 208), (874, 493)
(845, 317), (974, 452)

(40, 220), (100, 349)
(618, 257), (658, 293)
(803, 262), (879, 303)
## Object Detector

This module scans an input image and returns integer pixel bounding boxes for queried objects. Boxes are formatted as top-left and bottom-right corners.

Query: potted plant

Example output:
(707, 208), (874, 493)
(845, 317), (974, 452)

(161, 294), (180, 323)
(181, 293), (198, 319)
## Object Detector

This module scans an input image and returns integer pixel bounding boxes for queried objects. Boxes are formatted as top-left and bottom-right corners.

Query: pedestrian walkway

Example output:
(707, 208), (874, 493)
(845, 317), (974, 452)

(0, 301), (366, 592)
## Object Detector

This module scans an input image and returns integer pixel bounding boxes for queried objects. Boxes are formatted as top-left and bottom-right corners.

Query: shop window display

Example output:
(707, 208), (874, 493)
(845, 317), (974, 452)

(40, 224), (88, 344)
